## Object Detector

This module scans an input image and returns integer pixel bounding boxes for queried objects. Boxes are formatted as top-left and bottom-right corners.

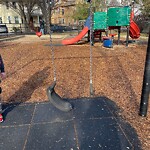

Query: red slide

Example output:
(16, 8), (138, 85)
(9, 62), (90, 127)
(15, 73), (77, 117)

(129, 11), (140, 39)
(62, 27), (89, 45)
(129, 21), (140, 39)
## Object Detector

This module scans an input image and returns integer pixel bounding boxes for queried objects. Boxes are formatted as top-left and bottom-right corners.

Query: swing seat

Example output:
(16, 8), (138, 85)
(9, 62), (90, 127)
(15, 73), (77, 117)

(47, 81), (73, 112)
(36, 32), (42, 37)
(109, 34), (117, 38)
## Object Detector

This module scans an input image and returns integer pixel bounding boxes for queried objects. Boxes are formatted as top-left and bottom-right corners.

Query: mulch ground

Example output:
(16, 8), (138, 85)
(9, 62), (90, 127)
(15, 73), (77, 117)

(0, 35), (149, 150)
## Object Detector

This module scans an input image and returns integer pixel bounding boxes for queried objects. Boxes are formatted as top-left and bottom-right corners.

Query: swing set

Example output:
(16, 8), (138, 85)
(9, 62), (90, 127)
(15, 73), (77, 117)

(46, 0), (94, 112)
(46, 0), (149, 117)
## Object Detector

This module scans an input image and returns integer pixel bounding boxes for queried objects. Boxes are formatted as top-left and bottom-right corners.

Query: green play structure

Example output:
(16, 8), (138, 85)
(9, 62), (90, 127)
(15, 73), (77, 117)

(93, 6), (131, 29)
(92, 6), (132, 46)
(62, 5), (140, 46)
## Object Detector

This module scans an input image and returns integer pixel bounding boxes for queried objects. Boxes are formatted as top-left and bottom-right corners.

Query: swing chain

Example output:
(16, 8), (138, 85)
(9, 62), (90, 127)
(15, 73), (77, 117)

(48, 2), (56, 82)
(89, 0), (94, 96)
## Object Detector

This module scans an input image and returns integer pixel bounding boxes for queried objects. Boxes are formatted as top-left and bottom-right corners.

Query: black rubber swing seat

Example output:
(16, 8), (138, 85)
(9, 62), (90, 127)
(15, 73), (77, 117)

(47, 81), (73, 112)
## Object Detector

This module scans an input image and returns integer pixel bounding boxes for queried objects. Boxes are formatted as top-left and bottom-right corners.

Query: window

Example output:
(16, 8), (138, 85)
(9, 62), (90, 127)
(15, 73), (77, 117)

(0, 17), (2, 24)
(12, 2), (17, 9)
(6, 2), (9, 9)
(59, 19), (61, 24)
(58, 8), (60, 14)
(62, 9), (64, 15)
(8, 16), (11, 24)
(59, 18), (65, 24)
(14, 16), (19, 24)
(62, 19), (64, 24)
(21, 18), (23, 24)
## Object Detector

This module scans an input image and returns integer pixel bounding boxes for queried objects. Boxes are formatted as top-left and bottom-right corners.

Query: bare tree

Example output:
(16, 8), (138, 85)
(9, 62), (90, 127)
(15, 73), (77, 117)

(108, 0), (122, 6)
(36, 0), (52, 34)
(36, 0), (58, 34)
(121, 0), (132, 6)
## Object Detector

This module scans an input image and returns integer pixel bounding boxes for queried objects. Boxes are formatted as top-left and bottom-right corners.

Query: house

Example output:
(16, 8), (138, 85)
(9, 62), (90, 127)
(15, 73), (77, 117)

(0, 0), (83, 32)
(0, 2), (22, 32)
(1, 0), (142, 33)
(0, 1), (43, 32)
(51, 0), (85, 26)
(52, 0), (76, 25)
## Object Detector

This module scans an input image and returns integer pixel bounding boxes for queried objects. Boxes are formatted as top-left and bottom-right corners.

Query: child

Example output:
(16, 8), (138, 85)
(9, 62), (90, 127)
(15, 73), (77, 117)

(0, 55), (6, 123)
(39, 19), (45, 35)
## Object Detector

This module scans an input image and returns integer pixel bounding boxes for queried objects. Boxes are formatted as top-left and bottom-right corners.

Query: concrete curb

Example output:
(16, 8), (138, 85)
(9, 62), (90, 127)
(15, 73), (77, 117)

(0, 35), (25, 42)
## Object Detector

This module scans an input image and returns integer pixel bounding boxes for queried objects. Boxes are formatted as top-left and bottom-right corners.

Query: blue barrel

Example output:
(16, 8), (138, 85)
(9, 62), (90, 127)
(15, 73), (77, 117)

(103, 38), (113, 48)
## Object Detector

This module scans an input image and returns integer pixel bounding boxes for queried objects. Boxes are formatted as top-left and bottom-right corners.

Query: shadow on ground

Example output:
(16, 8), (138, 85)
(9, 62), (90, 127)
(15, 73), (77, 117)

(2, 67), (49, 121)
(0, 96), (142, 150)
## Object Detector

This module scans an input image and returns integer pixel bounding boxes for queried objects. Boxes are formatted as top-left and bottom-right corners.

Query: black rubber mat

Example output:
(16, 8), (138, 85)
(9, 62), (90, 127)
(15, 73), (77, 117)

(0, 97), (142, 150)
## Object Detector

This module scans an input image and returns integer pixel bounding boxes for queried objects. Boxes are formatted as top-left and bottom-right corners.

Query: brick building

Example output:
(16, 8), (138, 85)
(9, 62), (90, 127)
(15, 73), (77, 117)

(51, 0), (84, 26)
(0, 0), (83, 31)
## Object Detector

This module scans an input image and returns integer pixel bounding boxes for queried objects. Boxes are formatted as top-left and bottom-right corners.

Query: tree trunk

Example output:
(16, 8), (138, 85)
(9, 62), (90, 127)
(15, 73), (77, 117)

(45, 1), (50, 34)
(46, 3), (50, 34)
(23, 13), (31, 33)
(38, 0), (52, 34)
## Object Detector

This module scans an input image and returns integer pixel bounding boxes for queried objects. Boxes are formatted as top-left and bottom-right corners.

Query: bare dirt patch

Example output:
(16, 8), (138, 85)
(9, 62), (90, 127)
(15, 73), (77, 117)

(0, 35), (149, 150)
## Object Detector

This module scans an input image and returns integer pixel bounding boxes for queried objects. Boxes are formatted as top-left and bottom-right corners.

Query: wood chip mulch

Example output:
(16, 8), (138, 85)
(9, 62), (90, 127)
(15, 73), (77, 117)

(0, 36), (149, 150)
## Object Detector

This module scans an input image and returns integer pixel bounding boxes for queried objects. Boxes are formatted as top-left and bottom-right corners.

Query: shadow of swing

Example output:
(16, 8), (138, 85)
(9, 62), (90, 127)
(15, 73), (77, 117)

(63, 96), (142, 150)
(2, 67), (49, 120)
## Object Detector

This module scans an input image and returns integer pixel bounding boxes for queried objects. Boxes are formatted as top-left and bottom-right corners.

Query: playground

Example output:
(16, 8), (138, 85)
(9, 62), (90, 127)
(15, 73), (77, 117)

(0, 2), (149, 149)
(0, 34), (149, 149)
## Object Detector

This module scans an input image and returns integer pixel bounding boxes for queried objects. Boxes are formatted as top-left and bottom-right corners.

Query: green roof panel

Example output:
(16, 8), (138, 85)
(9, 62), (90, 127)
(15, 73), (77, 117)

(94, 12), (108, 30)
(107, 6), (131, 26)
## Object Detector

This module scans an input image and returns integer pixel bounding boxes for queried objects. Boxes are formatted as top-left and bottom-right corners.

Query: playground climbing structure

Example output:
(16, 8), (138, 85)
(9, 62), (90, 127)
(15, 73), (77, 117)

(62, 5), (140, 46)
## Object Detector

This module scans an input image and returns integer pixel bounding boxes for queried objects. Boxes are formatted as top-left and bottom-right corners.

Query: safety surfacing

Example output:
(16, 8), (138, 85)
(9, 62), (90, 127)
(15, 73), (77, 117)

(0, 97), (142, 150)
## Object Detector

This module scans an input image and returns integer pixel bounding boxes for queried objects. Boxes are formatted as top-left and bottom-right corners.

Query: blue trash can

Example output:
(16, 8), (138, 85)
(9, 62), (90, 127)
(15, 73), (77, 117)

(103, 37), (113, 48)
